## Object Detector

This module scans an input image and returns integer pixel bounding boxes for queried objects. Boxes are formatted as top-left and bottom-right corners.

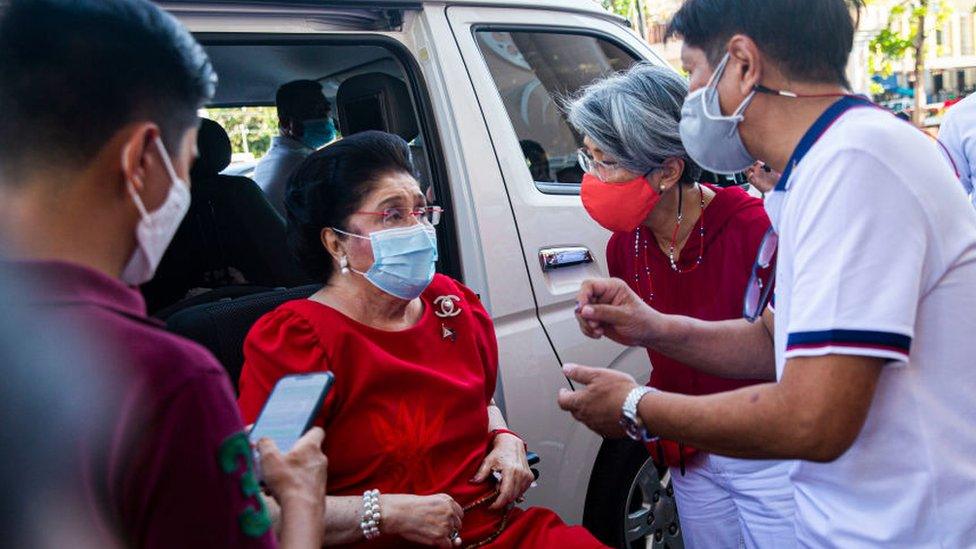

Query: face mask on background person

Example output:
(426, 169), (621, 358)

(301, 117), (336, 149)
(679, 53), (757, 174)
(333, 223), (439, 300)
(580, 173), (661, 233)
(121, 137), (191, 286)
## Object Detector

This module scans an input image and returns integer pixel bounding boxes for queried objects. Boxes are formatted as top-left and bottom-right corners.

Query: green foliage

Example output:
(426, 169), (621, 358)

(202, 106), (279, 159)
(601, 0), (634, 16)
(867, 0), (951, 76)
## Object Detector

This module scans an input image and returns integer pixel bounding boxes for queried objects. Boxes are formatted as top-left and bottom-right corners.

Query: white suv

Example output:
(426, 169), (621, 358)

(162, 1), (683, 546)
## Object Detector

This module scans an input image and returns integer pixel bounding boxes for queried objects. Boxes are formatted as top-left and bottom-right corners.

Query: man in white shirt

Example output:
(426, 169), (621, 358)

(938, 93), (976, 207)
(557, 1), (976, 547)
(254, 80), (335, 216)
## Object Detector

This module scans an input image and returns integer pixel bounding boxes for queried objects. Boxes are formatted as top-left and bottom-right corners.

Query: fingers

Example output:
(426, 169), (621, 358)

(578, 303), (626, 326)
(557, 388), (579, 412)
(490, 468), (516, 510)
(470, 458), (493, 483)
(296, 426), (325, 448)
(256, 436), (282, 460)
(562, 363), (601, 385)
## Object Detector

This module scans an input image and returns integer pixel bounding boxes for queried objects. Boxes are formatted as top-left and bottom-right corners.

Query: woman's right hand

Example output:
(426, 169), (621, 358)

(382, 493), (464, 547)
(575, 277), (659, 347)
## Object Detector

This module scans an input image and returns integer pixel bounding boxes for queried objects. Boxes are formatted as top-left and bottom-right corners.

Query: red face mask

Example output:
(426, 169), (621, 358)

(581, 172), (660, 233)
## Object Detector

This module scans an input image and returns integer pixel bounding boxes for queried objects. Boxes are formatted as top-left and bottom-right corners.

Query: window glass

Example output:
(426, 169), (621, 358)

(475, 30), (638, 188)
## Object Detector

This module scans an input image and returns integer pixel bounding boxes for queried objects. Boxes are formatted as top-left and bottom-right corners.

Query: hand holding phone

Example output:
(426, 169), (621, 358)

(250, 372), (334, 456)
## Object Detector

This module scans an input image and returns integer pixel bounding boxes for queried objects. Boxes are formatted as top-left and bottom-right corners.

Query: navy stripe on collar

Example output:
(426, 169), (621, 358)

(775, 95), (874, 191)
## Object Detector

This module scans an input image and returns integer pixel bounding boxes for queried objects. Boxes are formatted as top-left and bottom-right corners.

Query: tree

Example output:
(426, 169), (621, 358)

(601, 0), (648, 39)
(862, 0), (952, 125)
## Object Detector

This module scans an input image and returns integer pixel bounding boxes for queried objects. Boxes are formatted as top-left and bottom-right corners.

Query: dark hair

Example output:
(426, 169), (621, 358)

(276, 80), (331, 123)
(0, 0), (216, 182)
(285, 131), (419, 280)
(667, 0), (856, 88)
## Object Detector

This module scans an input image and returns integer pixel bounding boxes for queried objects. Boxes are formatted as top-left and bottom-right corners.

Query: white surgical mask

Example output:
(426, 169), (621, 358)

(334, 223), (438, 300)
(121, 138), (191, 286)
(679, 53), (757, 174)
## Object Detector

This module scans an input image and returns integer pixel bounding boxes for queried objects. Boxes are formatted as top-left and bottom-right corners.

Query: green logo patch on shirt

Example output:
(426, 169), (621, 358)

(219, 431), (272, 538)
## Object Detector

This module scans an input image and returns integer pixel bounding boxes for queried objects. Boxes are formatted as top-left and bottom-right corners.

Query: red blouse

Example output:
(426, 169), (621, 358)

(607, 185), (773, 396)
(238, 274), (605, 548)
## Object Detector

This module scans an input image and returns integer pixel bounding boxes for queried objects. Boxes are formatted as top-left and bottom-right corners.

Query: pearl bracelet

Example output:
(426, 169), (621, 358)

(360, 489), (382, 540)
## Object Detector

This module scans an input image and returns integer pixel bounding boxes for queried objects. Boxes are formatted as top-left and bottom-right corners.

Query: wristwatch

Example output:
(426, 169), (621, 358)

(620, 386), (658, 442)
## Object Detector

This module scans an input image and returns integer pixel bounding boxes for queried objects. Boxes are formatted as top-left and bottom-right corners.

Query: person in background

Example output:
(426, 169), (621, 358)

(558, 0), (976, 547)
(0, 1), (327, 547)
(238, 131), (608, 549)
(567, 63), (794, 549)
(519, 140), (553, 182)
(743, 160), (779, 193)
(938, 93), (976, 207)
(256, 80), (336, 215)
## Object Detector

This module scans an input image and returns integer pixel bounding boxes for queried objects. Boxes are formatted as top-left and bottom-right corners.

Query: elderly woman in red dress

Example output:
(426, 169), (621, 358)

(237, 131), (606, 549)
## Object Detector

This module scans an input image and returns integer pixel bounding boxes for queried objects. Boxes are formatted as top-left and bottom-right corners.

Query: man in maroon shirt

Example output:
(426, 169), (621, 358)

(0, 1), (327, 547)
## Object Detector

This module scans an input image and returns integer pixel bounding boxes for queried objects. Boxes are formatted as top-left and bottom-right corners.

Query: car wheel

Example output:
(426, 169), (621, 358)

(583, 439), (683, 549)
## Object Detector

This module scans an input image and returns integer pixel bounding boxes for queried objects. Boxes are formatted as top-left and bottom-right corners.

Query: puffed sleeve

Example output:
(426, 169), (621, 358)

(237, 305), (331, 424)
(456, 282), (499, 405)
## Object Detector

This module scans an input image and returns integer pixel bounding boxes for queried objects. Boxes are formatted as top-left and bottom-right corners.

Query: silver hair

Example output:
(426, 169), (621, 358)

(566, 62), (700, 182)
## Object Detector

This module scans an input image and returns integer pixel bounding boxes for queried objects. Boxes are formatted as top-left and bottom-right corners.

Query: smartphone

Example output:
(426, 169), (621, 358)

(249, 372), (334, 454)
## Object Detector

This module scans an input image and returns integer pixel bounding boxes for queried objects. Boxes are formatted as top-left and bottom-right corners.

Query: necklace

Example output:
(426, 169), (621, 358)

(667, 183), (705, 273)
(632, 183), (706, 303)
(633, 226), (654, 302)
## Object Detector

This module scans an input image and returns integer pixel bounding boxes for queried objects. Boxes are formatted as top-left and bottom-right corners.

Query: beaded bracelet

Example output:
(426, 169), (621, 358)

(360, 489), (381, 540)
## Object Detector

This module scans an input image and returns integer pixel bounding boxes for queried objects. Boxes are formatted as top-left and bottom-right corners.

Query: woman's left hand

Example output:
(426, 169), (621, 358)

(471, 433), (534, 510)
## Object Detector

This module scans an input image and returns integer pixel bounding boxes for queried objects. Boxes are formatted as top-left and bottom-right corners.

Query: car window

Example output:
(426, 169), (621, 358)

(474, 30), (638, 191)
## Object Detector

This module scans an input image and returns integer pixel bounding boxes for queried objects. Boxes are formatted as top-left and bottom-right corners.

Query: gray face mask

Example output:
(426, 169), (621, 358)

(679, 53), (757, 174)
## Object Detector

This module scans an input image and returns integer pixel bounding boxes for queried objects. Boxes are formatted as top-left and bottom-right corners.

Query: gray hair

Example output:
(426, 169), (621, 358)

(566, 62), (700, 182)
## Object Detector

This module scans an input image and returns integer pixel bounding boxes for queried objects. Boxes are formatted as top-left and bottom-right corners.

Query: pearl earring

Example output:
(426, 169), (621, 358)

(340, 255), (349, 275)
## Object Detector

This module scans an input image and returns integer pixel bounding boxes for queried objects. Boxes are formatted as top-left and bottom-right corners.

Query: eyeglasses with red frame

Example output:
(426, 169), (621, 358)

(355, 206), (444, 228)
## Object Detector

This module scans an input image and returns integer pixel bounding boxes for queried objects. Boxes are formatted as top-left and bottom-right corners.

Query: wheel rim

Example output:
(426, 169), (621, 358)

(622, 458), (683, 549)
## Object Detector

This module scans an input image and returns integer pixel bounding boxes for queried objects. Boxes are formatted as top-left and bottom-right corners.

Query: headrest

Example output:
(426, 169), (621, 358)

(191, 118), (232, 178)
(336, 73), (418, 142)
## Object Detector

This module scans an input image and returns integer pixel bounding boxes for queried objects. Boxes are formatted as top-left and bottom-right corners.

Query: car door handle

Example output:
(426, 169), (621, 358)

(539, 247), (593, 272)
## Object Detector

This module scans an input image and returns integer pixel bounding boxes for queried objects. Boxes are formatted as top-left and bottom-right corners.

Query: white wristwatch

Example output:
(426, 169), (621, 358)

(620, 386), (658, 442)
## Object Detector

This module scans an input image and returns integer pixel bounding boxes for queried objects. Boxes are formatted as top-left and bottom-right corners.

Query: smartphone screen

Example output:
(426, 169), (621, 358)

(249, 372), (334, 454)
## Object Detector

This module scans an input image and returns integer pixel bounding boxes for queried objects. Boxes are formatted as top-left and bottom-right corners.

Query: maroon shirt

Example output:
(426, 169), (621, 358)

(607, 185), (773, 395)
(15, 260), (275, 549)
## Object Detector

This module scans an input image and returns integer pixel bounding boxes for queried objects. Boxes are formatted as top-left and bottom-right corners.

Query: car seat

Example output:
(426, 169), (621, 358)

(167, 284), (320, 389)
(335, 72), (430, 188)
(142, 118), (312, 317)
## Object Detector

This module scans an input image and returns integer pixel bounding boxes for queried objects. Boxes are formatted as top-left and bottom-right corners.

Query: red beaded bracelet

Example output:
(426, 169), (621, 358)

(489, 428), (527, 450)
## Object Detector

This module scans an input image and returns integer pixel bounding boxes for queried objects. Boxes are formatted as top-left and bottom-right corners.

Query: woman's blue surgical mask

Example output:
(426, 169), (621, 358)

(301, 117), (336, 149)
(679, 53), (757, 174)
(334, 223), (438, 300)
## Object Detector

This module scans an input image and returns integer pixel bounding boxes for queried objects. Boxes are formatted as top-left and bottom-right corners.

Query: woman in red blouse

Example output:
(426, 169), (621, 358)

(565, 64), (795, 548)
(238, 131), (605, 549)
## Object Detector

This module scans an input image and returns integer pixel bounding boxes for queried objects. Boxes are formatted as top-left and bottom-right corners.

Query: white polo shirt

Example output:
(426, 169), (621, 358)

(938, 93), (976, 207)
(766, 97), (976, 547)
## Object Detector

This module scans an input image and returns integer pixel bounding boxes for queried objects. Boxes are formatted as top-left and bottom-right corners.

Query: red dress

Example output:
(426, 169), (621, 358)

(238, 274), (606, 549)
(606, 186), (773, 465)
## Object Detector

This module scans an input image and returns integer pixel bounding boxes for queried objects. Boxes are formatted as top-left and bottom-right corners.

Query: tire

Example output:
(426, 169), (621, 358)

(583, 438), (683, 549)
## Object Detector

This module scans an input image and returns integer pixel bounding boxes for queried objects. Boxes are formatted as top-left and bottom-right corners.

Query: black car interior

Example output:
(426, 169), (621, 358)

(142, 118), (311, 318)
(151, 43), (438, 388)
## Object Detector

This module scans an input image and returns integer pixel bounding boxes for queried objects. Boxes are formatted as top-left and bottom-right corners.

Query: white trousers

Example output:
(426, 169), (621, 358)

(670, 454), (796, 549)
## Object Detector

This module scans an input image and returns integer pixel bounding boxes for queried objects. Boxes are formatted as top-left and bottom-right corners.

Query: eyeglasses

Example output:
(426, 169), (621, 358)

(355, 206), (444, 228)
(743, 227), (777, 323)
(577, 148), (622, 177)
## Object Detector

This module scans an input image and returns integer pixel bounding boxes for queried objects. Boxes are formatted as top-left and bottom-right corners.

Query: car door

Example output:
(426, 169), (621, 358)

(443, 5), (672, 521)
(445, 6), (666, 380)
